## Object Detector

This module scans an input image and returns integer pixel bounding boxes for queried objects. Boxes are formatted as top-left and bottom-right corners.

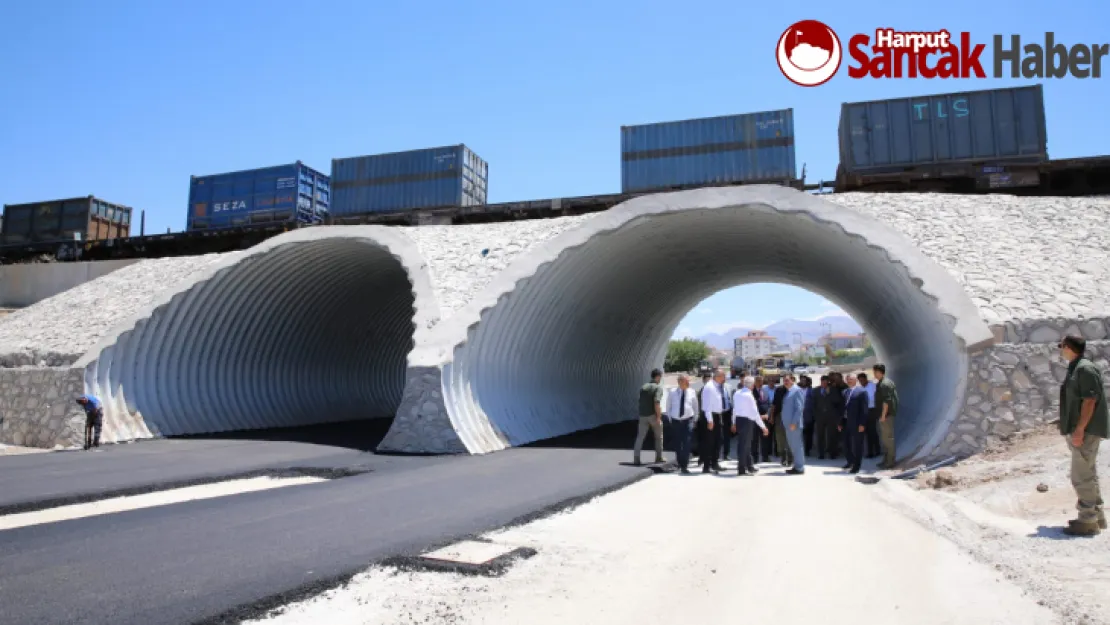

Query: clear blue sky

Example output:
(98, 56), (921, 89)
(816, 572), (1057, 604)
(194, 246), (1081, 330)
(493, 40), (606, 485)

(2, 0), (1107, 333)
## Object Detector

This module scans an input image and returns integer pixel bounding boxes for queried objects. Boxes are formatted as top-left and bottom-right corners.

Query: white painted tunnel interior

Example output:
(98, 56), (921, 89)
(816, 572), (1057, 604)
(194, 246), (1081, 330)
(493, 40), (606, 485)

(442, 200), (975, 462)
(85, 238), (418, 441)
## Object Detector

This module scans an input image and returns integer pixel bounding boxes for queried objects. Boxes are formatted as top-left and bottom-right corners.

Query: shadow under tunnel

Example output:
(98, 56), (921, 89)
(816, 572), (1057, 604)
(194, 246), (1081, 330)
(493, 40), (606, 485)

(175, 418), (395, 452)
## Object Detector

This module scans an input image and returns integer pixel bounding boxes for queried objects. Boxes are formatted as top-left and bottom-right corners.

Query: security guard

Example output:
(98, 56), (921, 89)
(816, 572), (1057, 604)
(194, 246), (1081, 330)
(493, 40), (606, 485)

(1058, 335), (1109, 536)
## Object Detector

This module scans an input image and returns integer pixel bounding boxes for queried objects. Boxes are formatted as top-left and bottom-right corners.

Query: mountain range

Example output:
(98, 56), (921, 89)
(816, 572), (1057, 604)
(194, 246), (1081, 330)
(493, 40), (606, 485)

(695, 315), (863, 350)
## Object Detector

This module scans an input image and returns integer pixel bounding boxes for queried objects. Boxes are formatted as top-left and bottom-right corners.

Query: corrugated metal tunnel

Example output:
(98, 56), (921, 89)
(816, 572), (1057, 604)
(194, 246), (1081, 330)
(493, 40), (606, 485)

(81, 228), (437, 442)
(428, 187), (994, 462)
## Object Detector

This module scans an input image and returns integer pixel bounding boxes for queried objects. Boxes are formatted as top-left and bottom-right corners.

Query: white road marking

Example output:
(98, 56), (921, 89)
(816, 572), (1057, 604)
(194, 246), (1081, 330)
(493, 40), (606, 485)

(0, 476), (326, 531)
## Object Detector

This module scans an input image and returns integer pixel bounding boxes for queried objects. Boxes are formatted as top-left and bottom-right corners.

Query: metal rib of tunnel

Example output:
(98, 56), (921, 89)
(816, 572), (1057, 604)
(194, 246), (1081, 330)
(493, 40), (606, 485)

(384, 186), (995, 464)
(75, 227), (439, 443)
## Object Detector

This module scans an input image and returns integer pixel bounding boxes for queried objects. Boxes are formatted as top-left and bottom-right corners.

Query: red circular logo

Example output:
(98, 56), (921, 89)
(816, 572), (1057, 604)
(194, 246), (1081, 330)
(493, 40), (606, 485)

(776, 20), (843, 87)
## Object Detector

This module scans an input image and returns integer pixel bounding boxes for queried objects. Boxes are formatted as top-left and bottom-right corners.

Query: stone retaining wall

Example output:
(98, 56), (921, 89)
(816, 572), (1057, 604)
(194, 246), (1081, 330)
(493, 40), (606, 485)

(0, 367), (86, 448)
(993, 316), (1110, 344)
(933, 316), (1110, 460)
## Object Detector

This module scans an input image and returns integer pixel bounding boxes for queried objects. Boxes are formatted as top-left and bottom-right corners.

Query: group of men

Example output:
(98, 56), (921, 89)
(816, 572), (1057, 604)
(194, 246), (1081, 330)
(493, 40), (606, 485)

(634, 364), (899, 476)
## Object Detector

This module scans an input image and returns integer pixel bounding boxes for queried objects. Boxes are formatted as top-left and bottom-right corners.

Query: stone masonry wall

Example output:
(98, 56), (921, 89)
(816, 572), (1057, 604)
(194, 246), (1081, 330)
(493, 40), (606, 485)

(933, 316), (1110, 461)
(0, 367), (86, 448)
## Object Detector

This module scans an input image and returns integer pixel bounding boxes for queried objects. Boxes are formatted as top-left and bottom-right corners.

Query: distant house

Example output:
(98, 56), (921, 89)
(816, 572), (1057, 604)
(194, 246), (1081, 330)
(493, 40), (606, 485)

(733, 331), (776, 360)
(802, 343), (827, 359)
(821, 333), (866, 350)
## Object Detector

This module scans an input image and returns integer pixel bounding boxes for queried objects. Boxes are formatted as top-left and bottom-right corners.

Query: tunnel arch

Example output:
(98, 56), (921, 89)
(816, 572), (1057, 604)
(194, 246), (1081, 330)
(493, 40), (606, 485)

(396, 186), (994, 463)
(75, 227), (439, 442)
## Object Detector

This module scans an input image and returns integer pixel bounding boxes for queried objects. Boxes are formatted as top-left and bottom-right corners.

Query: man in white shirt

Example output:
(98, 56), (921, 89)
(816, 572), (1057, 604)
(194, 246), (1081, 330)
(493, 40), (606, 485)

(732, 376), (770, 476)
(699, 370), (726, 473)
(667, 374), (699, 474)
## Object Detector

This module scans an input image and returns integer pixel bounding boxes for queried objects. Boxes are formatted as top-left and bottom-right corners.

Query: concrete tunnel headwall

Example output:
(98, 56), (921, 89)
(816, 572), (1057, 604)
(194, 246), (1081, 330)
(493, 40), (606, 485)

(384, 186), (995, 463)
(75, 227), (440, 443)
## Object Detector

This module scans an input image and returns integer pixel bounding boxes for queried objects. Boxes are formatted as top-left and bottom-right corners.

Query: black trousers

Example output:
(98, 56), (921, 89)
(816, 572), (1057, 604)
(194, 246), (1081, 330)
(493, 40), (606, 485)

(803, 420), (815, 456)
(700, 415), (719, 470)
(84, 416), (102, 449)
(758, 418), (774, 459)
(865, 408), (881, 457)
(719, 409), (733, 459)
(817, 416), (840, 457)
(734, 420), (756, 472)
(844, 424), (866, 470)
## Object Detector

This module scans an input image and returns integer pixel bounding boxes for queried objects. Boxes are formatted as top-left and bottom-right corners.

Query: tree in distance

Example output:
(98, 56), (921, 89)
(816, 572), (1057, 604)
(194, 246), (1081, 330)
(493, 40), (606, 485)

(665, 337), (711, 373)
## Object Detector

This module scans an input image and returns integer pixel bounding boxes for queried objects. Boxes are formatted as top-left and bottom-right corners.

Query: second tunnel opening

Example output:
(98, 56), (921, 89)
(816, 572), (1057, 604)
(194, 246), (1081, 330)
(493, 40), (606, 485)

(444, 200), (972, 462)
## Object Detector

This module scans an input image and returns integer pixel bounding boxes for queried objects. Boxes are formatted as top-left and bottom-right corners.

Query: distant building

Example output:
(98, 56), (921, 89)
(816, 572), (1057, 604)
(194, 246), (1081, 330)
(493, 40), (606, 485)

(821, 333), (866, 350)
(734, 331), (776, 360)
(802, 343), (827, 359)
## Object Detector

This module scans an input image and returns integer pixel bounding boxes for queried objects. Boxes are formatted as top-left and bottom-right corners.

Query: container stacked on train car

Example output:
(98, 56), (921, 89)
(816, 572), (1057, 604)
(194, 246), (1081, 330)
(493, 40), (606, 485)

(330, 144), (488, 216)
(187, 162), (330, 231)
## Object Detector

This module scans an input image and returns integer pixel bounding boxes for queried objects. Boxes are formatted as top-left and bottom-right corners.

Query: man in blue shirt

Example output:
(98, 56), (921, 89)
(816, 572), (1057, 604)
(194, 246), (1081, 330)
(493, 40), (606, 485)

(76, 395), (103, 450)
(779, 374), (807, 475)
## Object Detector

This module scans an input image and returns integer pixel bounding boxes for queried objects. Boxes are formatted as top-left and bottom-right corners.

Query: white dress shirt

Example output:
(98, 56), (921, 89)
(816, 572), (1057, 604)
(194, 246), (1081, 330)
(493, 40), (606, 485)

(863, 381), (877, 408)
(731, 389), (764, 428)
(701, 382), (723, 417)
(668, 387), (698, 420)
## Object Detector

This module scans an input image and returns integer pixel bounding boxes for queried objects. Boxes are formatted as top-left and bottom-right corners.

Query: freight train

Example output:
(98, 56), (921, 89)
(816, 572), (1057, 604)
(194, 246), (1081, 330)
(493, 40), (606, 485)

(2, 84), (1108, 261)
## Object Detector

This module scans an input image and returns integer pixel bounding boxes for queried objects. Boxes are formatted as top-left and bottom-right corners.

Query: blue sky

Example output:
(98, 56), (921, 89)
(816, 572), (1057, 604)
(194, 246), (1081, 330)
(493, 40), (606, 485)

(2, 0), (1107, 334)
(675, 284), (850, 338)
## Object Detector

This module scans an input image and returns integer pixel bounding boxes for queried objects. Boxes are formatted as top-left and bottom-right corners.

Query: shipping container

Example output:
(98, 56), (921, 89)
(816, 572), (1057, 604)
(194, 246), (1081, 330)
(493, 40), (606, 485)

(1, 196), (132, 246)
(838, 85), (1048, 174)
(330, 144), (488, 215)
(187, 161), (329, 231)
(620, 109), (798, 193)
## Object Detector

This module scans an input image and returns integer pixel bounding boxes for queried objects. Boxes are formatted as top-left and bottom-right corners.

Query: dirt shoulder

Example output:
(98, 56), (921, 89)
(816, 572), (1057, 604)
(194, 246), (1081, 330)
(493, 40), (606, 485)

(876, 424), (1110, 625)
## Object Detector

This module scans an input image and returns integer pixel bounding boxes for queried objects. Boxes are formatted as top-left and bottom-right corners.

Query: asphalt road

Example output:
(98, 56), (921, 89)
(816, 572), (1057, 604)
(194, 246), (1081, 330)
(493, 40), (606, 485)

(0, 422), (644, 625)
(0, 421), (401, 513)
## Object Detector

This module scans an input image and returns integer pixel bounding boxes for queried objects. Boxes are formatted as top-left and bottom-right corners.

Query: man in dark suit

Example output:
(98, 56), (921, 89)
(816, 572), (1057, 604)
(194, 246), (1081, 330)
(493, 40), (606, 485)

(841, 373), (870, 473)
(814, 375), (841, 460)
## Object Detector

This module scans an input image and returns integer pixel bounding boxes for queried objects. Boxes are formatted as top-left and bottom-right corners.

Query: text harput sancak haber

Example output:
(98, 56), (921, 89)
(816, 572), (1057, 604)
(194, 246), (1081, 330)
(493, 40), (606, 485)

(847, 30), (1108, 79)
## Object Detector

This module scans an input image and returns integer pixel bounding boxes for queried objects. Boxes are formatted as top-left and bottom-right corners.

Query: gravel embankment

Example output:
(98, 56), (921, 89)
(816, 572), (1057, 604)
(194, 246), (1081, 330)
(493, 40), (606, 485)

(0, 253), (236, 366)
(825, 193), (1110, 324)
(400, 216), (591, 318)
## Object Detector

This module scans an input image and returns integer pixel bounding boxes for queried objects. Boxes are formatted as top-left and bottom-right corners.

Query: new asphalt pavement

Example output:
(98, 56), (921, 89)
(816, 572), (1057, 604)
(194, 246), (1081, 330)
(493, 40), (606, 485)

(0, 420), (647, 625)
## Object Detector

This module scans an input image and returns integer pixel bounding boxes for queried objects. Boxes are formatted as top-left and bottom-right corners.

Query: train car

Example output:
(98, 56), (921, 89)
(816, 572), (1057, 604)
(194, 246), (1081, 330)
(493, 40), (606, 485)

(1, 196), (132, 246)
(836, 85), (1048, 192)
(620, 109), (799, 193)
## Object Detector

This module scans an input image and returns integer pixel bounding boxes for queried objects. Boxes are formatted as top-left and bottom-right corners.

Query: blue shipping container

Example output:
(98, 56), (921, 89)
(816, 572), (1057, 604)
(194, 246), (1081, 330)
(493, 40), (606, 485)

(330, 145), (488, 215)
(620, 109), (797, 193)
(838, 85), (1048, 174)
(187, 161), (330, 231)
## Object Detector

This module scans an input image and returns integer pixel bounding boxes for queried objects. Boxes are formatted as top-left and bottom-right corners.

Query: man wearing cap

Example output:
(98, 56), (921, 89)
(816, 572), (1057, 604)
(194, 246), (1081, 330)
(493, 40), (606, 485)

(633, 368), (666, 466)
(1058, 335), (1109, 536)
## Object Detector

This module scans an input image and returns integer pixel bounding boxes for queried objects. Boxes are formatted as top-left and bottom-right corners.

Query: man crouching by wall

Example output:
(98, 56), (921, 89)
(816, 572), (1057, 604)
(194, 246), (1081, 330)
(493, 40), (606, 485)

(1058, 335), (1109, 537)
(77, 395), (104, 451)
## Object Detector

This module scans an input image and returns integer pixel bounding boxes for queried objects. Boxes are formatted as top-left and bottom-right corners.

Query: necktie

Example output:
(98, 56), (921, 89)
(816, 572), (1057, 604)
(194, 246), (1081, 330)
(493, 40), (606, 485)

(677, 390), (685, 418)
(721, 383), (729, 410)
